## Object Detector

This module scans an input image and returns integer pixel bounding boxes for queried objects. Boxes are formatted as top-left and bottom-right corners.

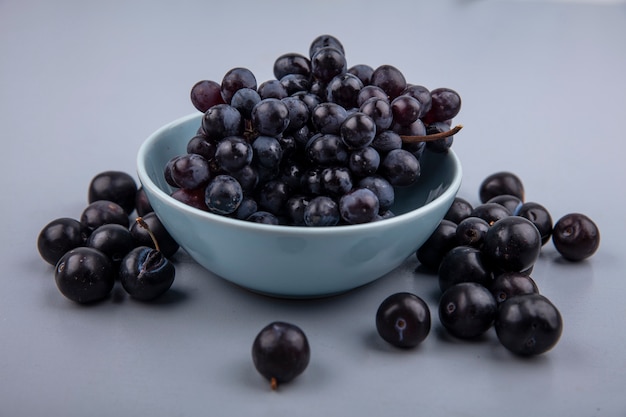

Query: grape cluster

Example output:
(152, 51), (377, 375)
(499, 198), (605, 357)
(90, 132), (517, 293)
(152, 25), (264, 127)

(169, 34), (462, 226)
(37, 171), (178, 303)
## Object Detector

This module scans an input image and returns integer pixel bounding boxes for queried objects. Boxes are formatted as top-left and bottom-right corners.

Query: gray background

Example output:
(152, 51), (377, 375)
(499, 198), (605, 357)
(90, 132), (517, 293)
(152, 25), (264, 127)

(2, 0), (626, 416)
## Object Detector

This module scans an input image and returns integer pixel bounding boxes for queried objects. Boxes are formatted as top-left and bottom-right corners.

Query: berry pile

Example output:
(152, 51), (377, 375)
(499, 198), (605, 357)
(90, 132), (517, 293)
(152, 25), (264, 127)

(167, 34), (462, 226)
(37, 171), (179, 303)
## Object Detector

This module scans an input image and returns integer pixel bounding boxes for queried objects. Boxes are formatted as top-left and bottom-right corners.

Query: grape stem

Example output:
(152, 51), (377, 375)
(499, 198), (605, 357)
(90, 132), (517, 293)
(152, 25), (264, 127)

(270, 377), (278, 390)
(136, 217), (161, 252)
(400, 124), (463, 143)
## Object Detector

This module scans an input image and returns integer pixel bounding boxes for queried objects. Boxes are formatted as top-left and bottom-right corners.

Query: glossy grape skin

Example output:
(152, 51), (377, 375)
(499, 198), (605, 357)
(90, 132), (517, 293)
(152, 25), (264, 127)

(370, 130), (402, 154)
(251, 98), (290, 137)
(169, 153), (211, 190)
(487, 194), (523, 215)
(421, 87), (462, 124)
(425, 121), (454, 153)
(517, 202), (553, 246)
(119, 246), (175, 301)
(86, 223), (135, 267)
(416, 219), (458, 271)
(495, 294), (563, 356)
(309, 34), (345, 58)
(304, 195), (340, 227)
(438, 246), (493, 293)
(340, 112), (376, 150)
(293, 91), (322, 114)
(88, 171), (138, 215)
(204, 174), (244, 215)
(347, 64), (374, 86)
(380, 149), (420, 187)
(305, 133), (349, 166)
(220, 67), (257, 104)
(233, 197), (258, 221)
(311, 102), (348, 134)
(376, 292), (431, 349)
(286, 195), (309, 226)
(247, 211), (280, 225)
(326, 73), (363, 109)
(438, 282), (497, 339)
(402, 85), (432, 117)
(257, 180), (290, 216)
(358, 175), (394, 212)
(80, 200), (129, 230)
(37, 218), (90, 265)
(54, 247), (115, 303)
(470, 203), (512, 226)
(171, 188), (208, 211)
(479, 171), (525, 203)
(257, 79), (288, 100)
(281, 96), (310, 133)
(444, 197), (474, 224)
(280, 74), (311, 95)
(552, 213), (600, 261)
(370, 64), (407, 99)
(390, 95), (421, 126)
(187, 134), (218, 162)
(490, 272), (539, 304)
(391, 117), (426, 137)
(455, 217), (490, 248)
(359, 97), (393, 133)
(348, 146), (380, 177)
(230, 87), (261, 119)
(201, 104), (243, 140)
(311, 46), (347, 83)
(190, 80), (225, 112)
(129, 212), (179, 259)
(483, 216), (542, 273)
(135, 187), (153, 216)
(252, 321), (310, 388)
(321, 166), (353, 197)
(273, 52), (311, 79)
(252, 136), (283, 169)
(339, 188), (379, 224)
(215, 136), (253, 173)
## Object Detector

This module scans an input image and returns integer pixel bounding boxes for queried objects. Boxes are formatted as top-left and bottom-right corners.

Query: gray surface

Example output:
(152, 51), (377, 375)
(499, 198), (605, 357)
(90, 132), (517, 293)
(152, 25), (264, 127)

(2, 0), (626, 416)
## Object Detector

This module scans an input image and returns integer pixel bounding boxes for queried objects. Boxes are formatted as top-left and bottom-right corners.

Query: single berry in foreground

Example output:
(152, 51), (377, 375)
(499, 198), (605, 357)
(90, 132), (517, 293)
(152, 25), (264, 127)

(438, 282), (497, 339)
(552, 213), (600, 261)
(54, 247), (115, 304)
(252, 321), (310, 390)
(37, 217), (90, 265)
(376, 292), (431, 348)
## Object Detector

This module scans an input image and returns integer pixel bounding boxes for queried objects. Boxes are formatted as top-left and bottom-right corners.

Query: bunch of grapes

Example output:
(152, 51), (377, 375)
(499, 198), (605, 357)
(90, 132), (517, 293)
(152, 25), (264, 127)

(166, 34), (462, 226)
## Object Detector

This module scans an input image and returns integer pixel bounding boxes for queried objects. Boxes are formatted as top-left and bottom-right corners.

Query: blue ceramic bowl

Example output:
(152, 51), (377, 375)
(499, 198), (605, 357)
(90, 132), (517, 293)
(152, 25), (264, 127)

(137, 113), (462, 298)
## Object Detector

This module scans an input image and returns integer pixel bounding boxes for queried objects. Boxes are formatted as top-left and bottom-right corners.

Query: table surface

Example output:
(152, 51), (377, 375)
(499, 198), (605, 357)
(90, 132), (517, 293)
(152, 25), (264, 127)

(2, 0), (626, 416)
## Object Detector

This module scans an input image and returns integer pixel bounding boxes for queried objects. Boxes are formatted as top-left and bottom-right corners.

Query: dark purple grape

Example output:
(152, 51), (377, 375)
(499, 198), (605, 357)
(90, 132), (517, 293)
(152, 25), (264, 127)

(359, 97), (393, 133)
(487, 194), (523, 215)
(376, 292), (431, 349)
(80, 200), (129, 230)
(370, 130), (402, 154)
(517, 202), (553, 246)
(347, 64), (374, 86)
(86, 223), (135, 267)
(286, 195), (309, 226)
(252, 321), (310, 389)
(221, 67), (257, 104)
(470, 203), (512, 226)
(252, 135), (283, 169)
(438, 282), (497, 339)
(201, 104), (244, 140)
(311, 102), (348, 134)
(310, 46), (347, 83)
(552, 213), (600, 261)
(326, 73), (363, 109)
(358, 175), (394, 212)
(495, 294), (563, 356)
(305, 133), (349, 166)
(455, 217), (490, 248)
(491, 272), (539, 304)
(304, 195), (340, 227)
(281, 96), (310, 132)
(37, 218), (90, 265)
(370, 65), (407, 100)
(348, 146), (380, 177)
(257, 180), (290, 216)
(479, 171), (525, 203)
(119, 246), (175, 301)
(340, 112), (376, 150)
(135, 187), (153, 216)
(425, 121), (454, 153)
(402, 140), (427, 161)
(164, 156), (180, 188)
(129, 212), (179, 259)
(339, 188), (379, 224)
(293, 91), (322, 114)
(257, 79), (288, 100)
(279, 74), (311, 95)
(229, 164), (259, 194)
(357, 85), (389, 107)
(88, 171), (137, 215)
(416, 219), (458, 271)
(391, 95), (421, 126)
(300, 166), (324, 195)
(422, 87), (462, 124)
(483, 216), (542, 273)
(234, 197), (258, 220)
(380, 149), (420, 187)
(187, 134), (218, 162)
(215, 136), (253, 173)
(230, 87), (261, 119)
(321, 166), (352, 197)
(273, 52), (311, 79)
(438, 246), (493, 293)
(169, 153), (211, 190)
(251, 98), (290, 137)
(444, 197), (474, 224)
(247, 211), (279, 225)
(309, 34), (345, 58)
(204, 175), (244, 215)
(391, 118), (427, 137)
(171, 188), (208, 211)
(190, 80), (225, 112)
(55, 247), (115, 303)
(402, 85), (431, 117)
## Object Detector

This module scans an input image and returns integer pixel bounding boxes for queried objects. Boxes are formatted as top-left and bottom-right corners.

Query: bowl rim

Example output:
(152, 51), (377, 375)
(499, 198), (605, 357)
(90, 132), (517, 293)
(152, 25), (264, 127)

(137, 112), (463, 236)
